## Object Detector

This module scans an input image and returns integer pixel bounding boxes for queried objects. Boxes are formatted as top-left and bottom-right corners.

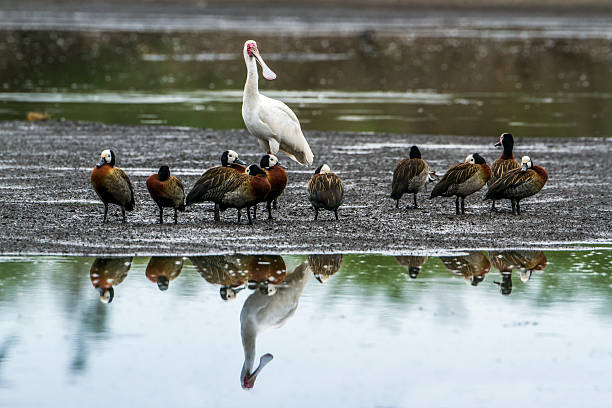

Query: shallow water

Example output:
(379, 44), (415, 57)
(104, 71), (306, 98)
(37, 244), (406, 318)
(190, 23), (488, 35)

(1, 251), (611, 407)
(1, 12), (612, 137)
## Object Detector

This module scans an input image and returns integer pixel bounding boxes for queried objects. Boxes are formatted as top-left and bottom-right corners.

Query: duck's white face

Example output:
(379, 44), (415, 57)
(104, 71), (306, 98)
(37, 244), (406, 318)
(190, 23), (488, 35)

(227, 150), (239, 163)
(315, 274), (330, 284)
(268, 155), (278, 167)
(99, 289), (112, 303)
(100, 149), (112, 163)
(521, 156), (532, 171)
(320, 164), (331, 174)
(465, 154), (475, 164)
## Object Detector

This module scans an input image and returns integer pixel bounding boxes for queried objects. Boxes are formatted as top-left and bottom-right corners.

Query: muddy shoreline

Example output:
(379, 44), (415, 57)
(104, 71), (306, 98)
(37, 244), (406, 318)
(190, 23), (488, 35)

(0, 120), (610, 255)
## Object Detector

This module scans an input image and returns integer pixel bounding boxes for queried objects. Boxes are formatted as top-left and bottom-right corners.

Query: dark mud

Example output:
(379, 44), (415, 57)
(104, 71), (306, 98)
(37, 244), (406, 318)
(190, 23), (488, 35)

(0, 120), (610, 255)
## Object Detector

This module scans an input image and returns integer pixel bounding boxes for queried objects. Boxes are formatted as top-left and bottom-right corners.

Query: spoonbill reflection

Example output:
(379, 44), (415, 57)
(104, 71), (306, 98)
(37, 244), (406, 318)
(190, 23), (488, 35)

(240, 261), (310, 389)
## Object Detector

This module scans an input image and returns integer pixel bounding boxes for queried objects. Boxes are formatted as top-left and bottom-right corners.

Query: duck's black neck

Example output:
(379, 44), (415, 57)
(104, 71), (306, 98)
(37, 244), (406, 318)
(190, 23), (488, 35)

(501, 139), (514, 159)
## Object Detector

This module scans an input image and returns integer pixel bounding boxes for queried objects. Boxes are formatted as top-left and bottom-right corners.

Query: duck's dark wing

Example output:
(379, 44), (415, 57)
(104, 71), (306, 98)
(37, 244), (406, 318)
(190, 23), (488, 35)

(309, 174), (344, 208)
(490, 158), (520, 184)
(115, 168), (135, 211)
(485, 169), (540, 199)
(431, 163), (477, 197)
(392, 158), (427, 196)
(186, 167), (244, 205)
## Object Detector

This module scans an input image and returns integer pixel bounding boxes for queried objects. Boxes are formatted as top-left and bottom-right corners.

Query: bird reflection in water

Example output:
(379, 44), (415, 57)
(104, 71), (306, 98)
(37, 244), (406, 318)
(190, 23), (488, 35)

(439, 252), (490, 286)
(244, 255), (287, 295)
(190, 255), (286, 300)
(307, 254), (343, 283)
(489, 251), (547, 295)
(394, 255), (428, 279)
(145, 257), (183, 291)
(89, 257), (132, 303)
(240, 261), (310, 389)
(190, 255), (249, 300)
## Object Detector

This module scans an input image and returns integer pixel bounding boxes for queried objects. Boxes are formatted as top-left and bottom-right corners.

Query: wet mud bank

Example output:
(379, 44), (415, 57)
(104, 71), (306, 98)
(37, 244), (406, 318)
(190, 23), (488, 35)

(0, 120), (610, 255)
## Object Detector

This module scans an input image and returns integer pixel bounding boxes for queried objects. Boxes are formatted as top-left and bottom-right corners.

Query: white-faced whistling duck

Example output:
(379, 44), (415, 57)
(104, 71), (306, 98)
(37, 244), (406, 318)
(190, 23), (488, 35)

(90, 149), (135, 223)
(145, 256), (184, 291)
(190, 255), (249, 300)
(430, 153), (492, 215)
(489, 133), (520, 210)
(485, 155), (548, 215)
(394, 256), (428, 279)
(221, 149), (247, 172)
(308, 164), (345, 220)
(220, 150), (248, 222)
(257, 154), (287, 220)
(146, 166), (185, 224)
(307, 254), (343, 283)
(440, 252), (490, 286)
(186, 164), (271, 224)
(90, 257), (132, 303)
(186, 150), (249, 221)
(390, 145), (433, 209)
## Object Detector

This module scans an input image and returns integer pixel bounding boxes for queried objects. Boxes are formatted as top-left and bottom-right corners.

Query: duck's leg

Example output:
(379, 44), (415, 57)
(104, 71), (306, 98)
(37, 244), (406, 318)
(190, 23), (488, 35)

(461, 197), (466, 214)
(159, 206), (164, 224)
(314, 207), (319, 221)
(511, 199), (517, 215)
(253, 205), (257, 220)
(121, 206), (126, 223)
(246, 207), (253, 225)
(273, 198), (278, 210)
(516, 200), (521, 215)
(174, 208), (178, 224)
(491, 200), (496, 211)
(455, 197), (460, 215)
(267, 200), (273, 220)
(413, 193), (418, 209)
(103, 203), (108, 223)
(237, 208), (241, 223)
(395, 199), (399, 209)
(334, 209), (339, 220)
(214, 203), (220, 221)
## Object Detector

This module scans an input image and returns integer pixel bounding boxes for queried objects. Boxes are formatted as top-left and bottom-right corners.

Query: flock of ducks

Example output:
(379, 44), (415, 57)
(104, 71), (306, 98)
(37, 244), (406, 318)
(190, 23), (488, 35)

(392, 132), (548, 215)
(90, 40), (548, 223)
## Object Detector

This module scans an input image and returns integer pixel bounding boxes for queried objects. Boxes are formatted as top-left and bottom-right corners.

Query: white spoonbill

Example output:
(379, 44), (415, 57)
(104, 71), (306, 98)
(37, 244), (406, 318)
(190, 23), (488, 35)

(241, 40), (314, 166)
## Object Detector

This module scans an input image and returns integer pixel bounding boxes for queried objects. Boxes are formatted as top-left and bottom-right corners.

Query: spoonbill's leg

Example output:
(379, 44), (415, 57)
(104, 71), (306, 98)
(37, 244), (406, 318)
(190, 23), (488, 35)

(268, 138), (280, 155)
(257, 138), (269, 153)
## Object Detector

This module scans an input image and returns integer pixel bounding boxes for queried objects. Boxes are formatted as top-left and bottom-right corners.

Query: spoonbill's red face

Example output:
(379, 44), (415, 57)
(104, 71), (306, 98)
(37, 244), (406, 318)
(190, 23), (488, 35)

(243, 40), (277, 80)
(241, 353), (273, 390)
(246, 41), (257, 57)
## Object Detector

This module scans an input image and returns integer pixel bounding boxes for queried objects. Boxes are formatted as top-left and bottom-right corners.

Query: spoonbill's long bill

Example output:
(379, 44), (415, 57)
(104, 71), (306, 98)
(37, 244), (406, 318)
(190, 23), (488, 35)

(241, 40), (314, 166)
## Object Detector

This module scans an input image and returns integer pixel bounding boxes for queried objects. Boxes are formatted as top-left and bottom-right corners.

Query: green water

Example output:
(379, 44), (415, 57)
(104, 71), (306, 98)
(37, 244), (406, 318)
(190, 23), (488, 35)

(1, 29), (611, 137)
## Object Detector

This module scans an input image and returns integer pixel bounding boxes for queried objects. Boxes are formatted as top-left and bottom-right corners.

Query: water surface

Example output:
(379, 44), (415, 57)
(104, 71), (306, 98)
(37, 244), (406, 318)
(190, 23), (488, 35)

(1, 250), (611, 407)
(1, 13), (611, 137)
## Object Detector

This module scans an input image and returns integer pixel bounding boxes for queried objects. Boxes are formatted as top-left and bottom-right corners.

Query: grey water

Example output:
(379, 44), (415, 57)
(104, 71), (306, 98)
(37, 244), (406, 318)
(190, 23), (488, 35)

(1, 251), (611, 407)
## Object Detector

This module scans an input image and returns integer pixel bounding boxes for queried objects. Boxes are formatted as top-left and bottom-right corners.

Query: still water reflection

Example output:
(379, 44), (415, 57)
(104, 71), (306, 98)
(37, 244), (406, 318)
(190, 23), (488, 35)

(1, 251), (611, 406)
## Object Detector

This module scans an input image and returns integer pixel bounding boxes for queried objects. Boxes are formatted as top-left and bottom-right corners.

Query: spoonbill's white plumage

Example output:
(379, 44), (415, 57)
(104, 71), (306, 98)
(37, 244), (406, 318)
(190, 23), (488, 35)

(241, 40), (314, 166)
